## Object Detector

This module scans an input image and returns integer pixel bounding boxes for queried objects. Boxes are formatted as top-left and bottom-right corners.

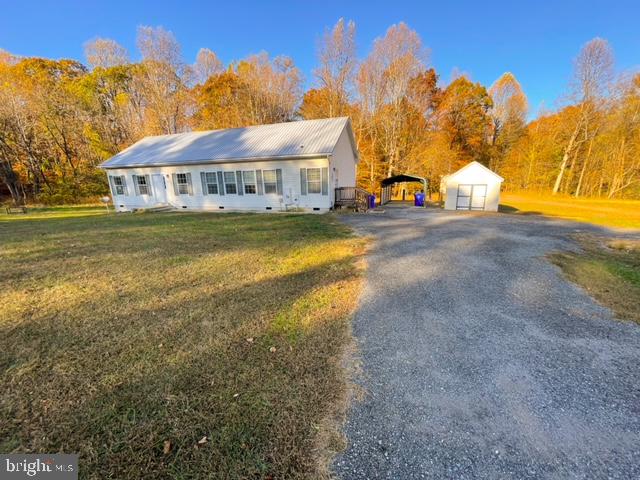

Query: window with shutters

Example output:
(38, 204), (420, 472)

(263, 170), (277, 194)
(136, 175), (150, 195)
(306, 168), (322, 194)
(205, 172), (218, 194)
(176, 173), (190, 195)
(243, 171), (257, 194)
(112, 176), (125, 195)
(224, 172), (237, 194)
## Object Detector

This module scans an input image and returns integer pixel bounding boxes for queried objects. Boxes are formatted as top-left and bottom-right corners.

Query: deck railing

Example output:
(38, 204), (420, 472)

(335, 187), (372, 211)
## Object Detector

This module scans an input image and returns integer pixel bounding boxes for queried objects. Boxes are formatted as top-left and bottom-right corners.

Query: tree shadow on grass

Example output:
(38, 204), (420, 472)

(0, 239), (364, 479)
(498, 203), (543, 215)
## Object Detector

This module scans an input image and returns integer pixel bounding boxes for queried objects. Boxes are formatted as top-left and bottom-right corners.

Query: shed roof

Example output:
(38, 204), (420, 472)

(442, 161), (504, 183)
(100, 117), (358, 169)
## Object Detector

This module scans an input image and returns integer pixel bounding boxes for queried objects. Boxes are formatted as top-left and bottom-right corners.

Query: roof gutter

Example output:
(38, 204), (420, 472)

(99, 153), (332, 170)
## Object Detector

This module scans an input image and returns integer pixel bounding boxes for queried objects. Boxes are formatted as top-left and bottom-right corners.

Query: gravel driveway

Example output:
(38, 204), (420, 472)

(333, 206), (640, 480)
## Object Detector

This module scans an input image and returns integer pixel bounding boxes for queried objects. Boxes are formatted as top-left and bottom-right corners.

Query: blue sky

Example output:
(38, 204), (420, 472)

(1, 0), (638, 118)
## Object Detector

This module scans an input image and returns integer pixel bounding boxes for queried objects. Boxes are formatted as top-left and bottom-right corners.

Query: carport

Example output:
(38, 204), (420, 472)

(380, 174), (428, 206)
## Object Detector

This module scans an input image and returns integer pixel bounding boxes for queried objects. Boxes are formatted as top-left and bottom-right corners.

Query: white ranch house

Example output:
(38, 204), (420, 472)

(101, 117), (358, 213)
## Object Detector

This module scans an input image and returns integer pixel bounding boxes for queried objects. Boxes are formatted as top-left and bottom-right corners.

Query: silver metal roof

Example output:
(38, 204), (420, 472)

(100, 117), (357, 169)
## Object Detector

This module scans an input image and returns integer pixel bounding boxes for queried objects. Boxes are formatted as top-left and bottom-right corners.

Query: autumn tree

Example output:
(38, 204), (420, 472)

(135, 26), (190, 135)
(488, 72), (528, 170)
(84, 38), (129, 69)
(193, 48), (223, 86)
(192, 72), (249, 129)
(77, 64), (146, 155)
(0, 57), (108, 202)
(236, 53), (302, 124)
(435, 77), (493, 169)
(305, 18), (357, 118)
(500, 68), (639, 199)
(300, 88), (336, 120)
(596, 73), (640, 197)
(552, 38), (614, 194)
(3, 25), (639, 204)
(356, 22), (429, 187)
(500, 112), (565, 191)
(193, 53), (302, 130)
(0, 59), (25, 203)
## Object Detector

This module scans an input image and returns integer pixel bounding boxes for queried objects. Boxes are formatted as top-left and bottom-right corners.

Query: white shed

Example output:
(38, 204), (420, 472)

(100, 117), (359, 213)
(440, 161), (504, 212)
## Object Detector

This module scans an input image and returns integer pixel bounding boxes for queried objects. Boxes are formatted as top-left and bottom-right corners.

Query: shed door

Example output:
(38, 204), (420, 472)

(456, 184), (487, 211)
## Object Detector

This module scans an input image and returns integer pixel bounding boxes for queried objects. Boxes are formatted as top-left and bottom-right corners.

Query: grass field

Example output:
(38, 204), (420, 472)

(500, 193), (640, 229)
(0, 207), (365, 479)
(551, 237), (640, 324)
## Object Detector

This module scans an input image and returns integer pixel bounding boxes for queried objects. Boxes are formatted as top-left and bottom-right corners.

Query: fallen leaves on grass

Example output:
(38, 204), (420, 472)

(163, 440), (172, 455)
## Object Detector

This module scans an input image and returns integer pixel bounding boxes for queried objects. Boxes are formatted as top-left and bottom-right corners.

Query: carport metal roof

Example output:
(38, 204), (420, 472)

(381, 173), (427, 186)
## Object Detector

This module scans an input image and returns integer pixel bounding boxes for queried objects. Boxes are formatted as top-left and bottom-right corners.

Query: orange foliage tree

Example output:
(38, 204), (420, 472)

(1, 23), (639, 203)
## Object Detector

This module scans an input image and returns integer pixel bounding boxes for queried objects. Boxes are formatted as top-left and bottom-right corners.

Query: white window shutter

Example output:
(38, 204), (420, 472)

(145, 174), (152, 196)
(132, 175), (139, 195)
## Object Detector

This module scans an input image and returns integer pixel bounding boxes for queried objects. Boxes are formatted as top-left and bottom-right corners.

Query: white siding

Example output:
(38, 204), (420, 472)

(330, 128), (357, 188)
(107, 157), (332, 213)
(441, 163), (503, 212)
(329, 127), (358, 206)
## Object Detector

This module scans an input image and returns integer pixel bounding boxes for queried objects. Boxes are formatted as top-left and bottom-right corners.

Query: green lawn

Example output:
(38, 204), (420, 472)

(500, 193), (640, 229)
(551, 237), (640, 324)
(0, 207), (364, 479)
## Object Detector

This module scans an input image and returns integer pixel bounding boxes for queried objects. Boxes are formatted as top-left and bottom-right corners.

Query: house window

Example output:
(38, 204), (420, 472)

(243, 171), (257, 194)
(224, 171), (237, 194)
(176, 173), (190, 195)
(263, 169), (277, 194)
(136, 175), (150, 195)
(112, 176), (125, 195)
(205, 172), (218, 194)
(306, 168), (322, 194)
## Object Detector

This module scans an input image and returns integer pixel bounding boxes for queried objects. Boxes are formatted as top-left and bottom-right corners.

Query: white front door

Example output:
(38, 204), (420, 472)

(152, 174), (167, 203)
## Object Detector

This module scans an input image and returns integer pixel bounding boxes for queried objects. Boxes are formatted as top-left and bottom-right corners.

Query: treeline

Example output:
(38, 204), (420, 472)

(503, 54), (640, 198)
(0, 21), (638, 204)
